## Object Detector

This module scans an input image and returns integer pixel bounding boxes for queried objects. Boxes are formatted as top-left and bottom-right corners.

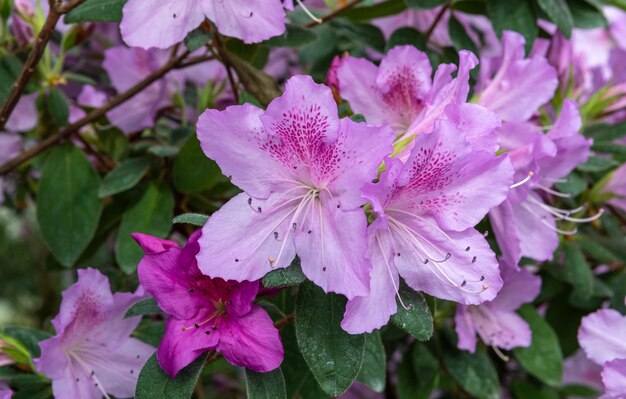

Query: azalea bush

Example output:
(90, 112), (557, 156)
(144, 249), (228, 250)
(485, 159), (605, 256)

(1, 0), (626, 398)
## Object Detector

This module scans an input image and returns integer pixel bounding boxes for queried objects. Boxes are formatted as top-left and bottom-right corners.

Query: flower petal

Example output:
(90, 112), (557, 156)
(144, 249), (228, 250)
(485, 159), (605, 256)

(602, 358), (626, 398)
(131, 232), (180, 254)
(337, 56), (386, 125)
(491, 263), (541, 311)
(489, 200), (523, 265)
(217, 306), (284, 372)
(476, 308), (532, 350)
(455, 305), (478, 352)
(579, 308), (626, 365)
(514, 193), (560, 262)
(121, 0), (204, 49)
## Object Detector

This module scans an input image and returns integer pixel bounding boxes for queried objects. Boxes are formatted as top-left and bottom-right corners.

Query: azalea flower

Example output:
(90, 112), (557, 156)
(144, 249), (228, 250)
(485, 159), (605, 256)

(489, 100), (597, 264)
(578, 305), (626, 398)
(36, 268), (154, 399)
(0, 382), (12, 399)
(133, 231), (283, 377)
(341, 118), (514, 334)
(454, 260), (541, 355)
(120, 0), (288, 49)
(602, 163), (626, 213)
(195, 75), (394, 299)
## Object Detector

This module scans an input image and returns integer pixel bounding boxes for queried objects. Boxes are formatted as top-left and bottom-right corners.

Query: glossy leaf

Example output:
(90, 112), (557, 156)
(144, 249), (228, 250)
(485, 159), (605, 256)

(135, 353), (205, 399)
(65, 0), (125, 23)
(444, 347), (500, 399)
(357, 331), (386, 393)
(245, 368), (287, 399)
(262, 258), (306, 288)
(99, 157), (151, 198)
(390, 283), (433, 341)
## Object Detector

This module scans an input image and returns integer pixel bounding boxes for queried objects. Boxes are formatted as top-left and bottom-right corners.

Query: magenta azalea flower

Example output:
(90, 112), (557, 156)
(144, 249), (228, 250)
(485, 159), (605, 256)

(579, 307), (626, 398)
(120, 0), (287, 49)
(489, 101), (596, 264)
(133, 231), (284, 377)
(476, 30), (558, 123)
(341, 119), (514, 334)
(35, 268), (154, 399)
(195, 75), (394, 299)
(337, 45), (477, 136)
(454, 260), (541, 353)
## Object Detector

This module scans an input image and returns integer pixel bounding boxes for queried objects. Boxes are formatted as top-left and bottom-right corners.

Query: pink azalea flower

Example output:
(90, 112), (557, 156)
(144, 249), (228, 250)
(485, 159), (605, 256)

(120, 0), (287, 49)
(579, 306), (626, 398)
(195, 75), (394, 299)
(133, 231), (283, 377)
(489, 101), (595, 264)
(35, 268), (154, 399)
(0, 382), (12, 399)
(341, 118), (514, 334)
(563, 350), (604, 392)
(476, 31), (558, 123)
(0, 134), (22, 203)
(454, 260), (541, 352)
(603, 163), (626, 212)
(337, 45), (477, 136)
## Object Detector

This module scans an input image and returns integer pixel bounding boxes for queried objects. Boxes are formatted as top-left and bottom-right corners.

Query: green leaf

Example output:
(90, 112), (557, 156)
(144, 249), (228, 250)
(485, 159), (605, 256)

(537, 0), (574, 37)
(405, 0), (446, 9)
(295, 282), (366, 396)
(555, 172), (587, 197)
(0, 55), (23, 106)
(115, 182), (174, 274)
(281, 325), (329, 399)
(397, 343), (438, 399)
(184, 27), (212, 52)
(265, 24), (318, 48)
(135, 353), (205, 399)
(37, 144), (102, 267)
(125, 298), (161, 319)
(387, 27), (427, 52)
(577, 156), (620, 172)
(449, 13), (479, 54)
(444, 347), (500, 399)
(172, 135), (223, 194)
(563, 242), (593, 301)
(2, 327), (51, 358)
(357, 331), (386, 393)
(488, 0), (537, 52)
(343, 0), (407, 22)
(262, 258), (306, 288)
(584, 121), (626, 142)
(513, 305), (563, 387)
(390, 283), (433, 341)
(568, 0), (608, 28)
(64, 0), (125, 23)
(245, 368), (287, 399)
(99, 157), (151, 198)
(172, 213), (209, 226)
(333, 20), (386, 53)
(47, 87), (70, 126)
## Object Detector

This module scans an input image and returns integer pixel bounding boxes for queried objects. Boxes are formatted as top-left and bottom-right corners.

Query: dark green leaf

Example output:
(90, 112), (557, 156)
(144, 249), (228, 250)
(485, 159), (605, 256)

(265, 24), (318, 48)
(115, 182), (174, 274)
(37, 144), (102, 267)
(125, 298), (161, 318)
(333, 20), (386, 53)
(563, 242), (593, 300)
(568, 0), (608, 28)
(172, 213), (209, 226)
(262, 258), (306, 288)
(135, 353), (205, 399)
(184, 27), (212, 52)
(343, 0), (407, 21)
(2, 327), (52, 358)
(585, 121), (626, 142)
(245, 368), (287, 399)
(357, 331), (386, 393)
(560, 384), (600, 397)
(451, 0), (487, 14)
(398, 343), (439, 399)
(577, 156), (620, 172)
(555, 172), (587, 197)
(537, 0), (574, 37)
(172, 135), (223, 194)
(47, 87), (70, 126)
(295, 282), (365, 396)
(488, 0), (537, 52)
(444, 347), (500, 399)
(513, 305), (563, 387)
(0, 55), (23, 106)
(281, 325), (329, 399)
(387, 27), (427, 52)
(390, 283), (433, 341)
(449, 14), (479, 54)
(99, 157), (151, 198)
(405, 0), (446, 9)
(64, 0), (125, 23)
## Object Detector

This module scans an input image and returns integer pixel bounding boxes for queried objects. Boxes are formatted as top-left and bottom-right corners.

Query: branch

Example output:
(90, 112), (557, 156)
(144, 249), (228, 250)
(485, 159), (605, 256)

(304, 0), (364, 28)
(0, 0), (86, 131)
(424, 2), (450, 43)
(0, 50), (192, 176)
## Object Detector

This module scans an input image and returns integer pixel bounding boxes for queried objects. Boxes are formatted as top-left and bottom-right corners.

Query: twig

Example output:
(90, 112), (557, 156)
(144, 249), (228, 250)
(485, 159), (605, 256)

(212, 35), (240, 104)
(304, 0), (364, 28)
(423, 2), (450, 43)
(74, 133), (116, 170)
(0, 0), (86, 131)
(0, 50), (192, 175)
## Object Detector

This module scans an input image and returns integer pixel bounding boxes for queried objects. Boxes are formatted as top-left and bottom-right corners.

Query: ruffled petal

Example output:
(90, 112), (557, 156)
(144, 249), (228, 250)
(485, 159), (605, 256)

(579, 308), (626, 365)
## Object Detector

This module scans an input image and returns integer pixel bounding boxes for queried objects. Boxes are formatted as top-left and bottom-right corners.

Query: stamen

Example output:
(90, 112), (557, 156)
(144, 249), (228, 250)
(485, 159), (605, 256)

(296, 0), (322, 23)
(377, 233), (411, 311)
(536, 184), (572, 198)
(510, 171), (534, 189)
(492, 345), (510, 362)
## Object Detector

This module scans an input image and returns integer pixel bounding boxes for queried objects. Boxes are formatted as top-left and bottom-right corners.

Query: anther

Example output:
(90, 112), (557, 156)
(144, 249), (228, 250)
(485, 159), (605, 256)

(257, 207), (262, 212)
(423, 259), (429, 264)
(130, 370), (134, 374)
(188, 288), (195, 293)
(235, 258), (239, 262)
(307, 230), (312, 234)
(269, 256), (276, 266)
(248, 197), (252, 205)
(194, 323), (199, 328)
(461, 280), (467, 287)
(322, 267), (327, 271)
(480, 276), (485, 281)
(397, 253), (401, 256)
(212, 325), (217, 330)
(205, 330), (211, 335)
(292, 222), (297, 230)
(274, 231), (279, 239)
(510, 171), (534, 189)
(465, 246), (470, 251)
(471, 256), (477, 263)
